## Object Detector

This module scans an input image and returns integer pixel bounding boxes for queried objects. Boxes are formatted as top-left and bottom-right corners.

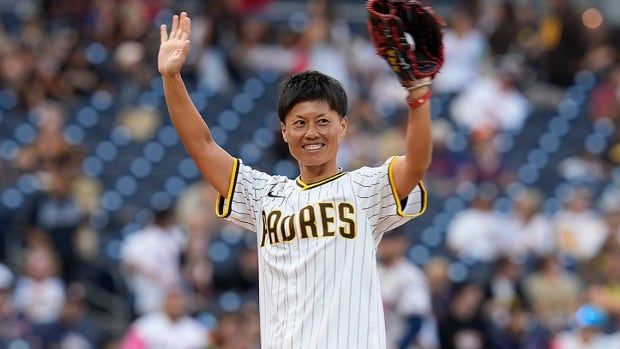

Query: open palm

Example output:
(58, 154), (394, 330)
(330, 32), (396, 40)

(158, 12), (191, 77)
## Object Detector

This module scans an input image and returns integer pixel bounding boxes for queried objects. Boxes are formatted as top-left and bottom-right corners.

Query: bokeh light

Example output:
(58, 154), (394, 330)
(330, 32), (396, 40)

(582, 8), (603, 29)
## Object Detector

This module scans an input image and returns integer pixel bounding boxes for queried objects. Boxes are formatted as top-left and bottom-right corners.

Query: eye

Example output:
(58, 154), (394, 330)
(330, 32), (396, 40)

(292, 119), (305, 127)
(317, 118), (330, 125)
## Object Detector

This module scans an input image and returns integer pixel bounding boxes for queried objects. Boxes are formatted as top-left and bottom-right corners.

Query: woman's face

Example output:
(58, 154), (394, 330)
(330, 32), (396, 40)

(281, 100), (347, 169)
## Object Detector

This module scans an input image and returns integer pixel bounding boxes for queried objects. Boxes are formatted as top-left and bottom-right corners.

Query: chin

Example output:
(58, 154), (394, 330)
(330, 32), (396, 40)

(296, 153), (328, 168)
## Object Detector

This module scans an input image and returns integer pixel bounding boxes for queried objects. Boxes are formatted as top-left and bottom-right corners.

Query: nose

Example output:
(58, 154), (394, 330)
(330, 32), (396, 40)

(304, 123), (320, 139)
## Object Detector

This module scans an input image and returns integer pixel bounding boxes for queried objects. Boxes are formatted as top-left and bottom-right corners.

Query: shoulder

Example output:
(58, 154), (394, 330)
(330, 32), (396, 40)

(349, 158), (394, 181)
(236, 160), (286, 187)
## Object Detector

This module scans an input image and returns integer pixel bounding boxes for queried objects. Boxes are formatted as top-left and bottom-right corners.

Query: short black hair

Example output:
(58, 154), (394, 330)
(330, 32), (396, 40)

(277, 70), (348, 122)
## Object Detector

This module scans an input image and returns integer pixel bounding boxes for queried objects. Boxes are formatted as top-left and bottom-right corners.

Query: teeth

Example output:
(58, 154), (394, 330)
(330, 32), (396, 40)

(304, 144), (323, 150)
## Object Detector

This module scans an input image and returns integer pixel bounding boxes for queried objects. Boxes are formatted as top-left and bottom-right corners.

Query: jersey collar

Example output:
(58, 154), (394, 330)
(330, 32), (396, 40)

(296, 170), (347, 190)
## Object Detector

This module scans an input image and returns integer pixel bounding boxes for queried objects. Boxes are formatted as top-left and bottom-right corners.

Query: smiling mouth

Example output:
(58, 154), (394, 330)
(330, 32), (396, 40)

(302, 143), (325, 151)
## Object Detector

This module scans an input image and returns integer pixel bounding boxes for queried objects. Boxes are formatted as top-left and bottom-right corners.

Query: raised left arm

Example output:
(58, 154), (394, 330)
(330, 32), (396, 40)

(391, 86), (433, 200)
(366, 0), (444, 199)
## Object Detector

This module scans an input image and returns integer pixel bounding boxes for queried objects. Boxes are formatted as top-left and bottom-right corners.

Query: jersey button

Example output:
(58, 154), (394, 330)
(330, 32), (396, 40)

(292, 246), (298, 251)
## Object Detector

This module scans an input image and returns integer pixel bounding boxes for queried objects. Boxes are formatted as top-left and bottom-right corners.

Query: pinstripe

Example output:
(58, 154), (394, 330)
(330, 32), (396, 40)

(346, 178), (359, 348)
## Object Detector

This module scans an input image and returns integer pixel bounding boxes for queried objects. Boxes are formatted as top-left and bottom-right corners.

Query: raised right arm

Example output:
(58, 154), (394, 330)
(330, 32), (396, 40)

(159, 12), (234, 196)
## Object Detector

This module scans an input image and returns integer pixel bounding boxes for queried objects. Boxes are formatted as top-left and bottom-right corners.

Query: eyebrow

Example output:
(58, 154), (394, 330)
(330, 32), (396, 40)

(292, 113), (327, 119)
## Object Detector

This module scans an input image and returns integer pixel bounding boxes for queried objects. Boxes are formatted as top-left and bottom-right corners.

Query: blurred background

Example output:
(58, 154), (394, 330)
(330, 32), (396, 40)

(0, 0), (619, 348)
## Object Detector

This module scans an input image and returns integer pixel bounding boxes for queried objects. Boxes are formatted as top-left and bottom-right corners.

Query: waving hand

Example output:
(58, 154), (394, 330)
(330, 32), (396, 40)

(158, 12), (191, 77)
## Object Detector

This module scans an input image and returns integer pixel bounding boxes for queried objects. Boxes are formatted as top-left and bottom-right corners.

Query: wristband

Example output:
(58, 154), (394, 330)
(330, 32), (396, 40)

(407, 88), (432, 109)
(405, 78), (432, 91)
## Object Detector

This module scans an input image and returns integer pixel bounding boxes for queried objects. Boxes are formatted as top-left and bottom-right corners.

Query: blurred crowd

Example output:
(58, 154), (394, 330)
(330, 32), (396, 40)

(1, 0), (620, 348)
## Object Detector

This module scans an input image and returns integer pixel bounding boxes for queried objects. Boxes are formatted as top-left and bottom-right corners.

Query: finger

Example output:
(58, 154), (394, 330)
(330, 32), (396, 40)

(160, 24), (168, 43)
(176, 12), (187, 39)
(170, 14), (179, 38)
(181, 17), (191, 41)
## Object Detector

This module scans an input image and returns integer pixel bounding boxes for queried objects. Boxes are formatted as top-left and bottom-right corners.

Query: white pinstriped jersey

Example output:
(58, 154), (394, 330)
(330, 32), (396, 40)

(215, 156), (427, 349)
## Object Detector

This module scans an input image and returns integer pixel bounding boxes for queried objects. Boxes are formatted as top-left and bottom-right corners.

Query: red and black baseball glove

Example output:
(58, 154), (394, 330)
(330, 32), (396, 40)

(367, 0), (444, 89)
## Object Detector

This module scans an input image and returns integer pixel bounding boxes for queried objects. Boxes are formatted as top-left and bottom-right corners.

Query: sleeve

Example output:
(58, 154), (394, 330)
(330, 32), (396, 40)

(214, 158), (275, 232)
(351, 156), (427, 235)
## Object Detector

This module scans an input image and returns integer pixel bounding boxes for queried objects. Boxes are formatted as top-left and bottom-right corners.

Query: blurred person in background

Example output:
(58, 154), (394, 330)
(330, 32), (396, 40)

(524, 255), (581, 331)
(446, 183), (507, 263)
(121, 287), (209, 349)
(424, 257), (452, 323)
(558, 150), (607, 185)
(120, 206), (187, 317)
(16, 157), (84, 282)
(432, 6), (487, 95)
(14, 101), (81, 175)
(588, 63), (620, 123)
(483, 0), (518, 59)
(467, 131), (515, 188)
(554, 187), (608, 261)
(489, 301), (551, 349)
(438, 282), (489, 349)
(552, 304), (620, 349)
(0, 263), (33, 346)
(586, 250), (620, 324)
(503, 188), (554, 260)
(450, 58), (530, 134)
(302, 0), (352, 91)
(33, 282), (101, 348)
(378, 229), (437, 349)
(484, 256), (529, 327)
(176, 182), (218, 310)
(535, 0), (587, 87)
(13, 247), (65, 328)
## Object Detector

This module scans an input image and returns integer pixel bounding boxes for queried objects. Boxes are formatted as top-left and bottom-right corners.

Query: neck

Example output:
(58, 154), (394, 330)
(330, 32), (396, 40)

(299, 162), (341, 184)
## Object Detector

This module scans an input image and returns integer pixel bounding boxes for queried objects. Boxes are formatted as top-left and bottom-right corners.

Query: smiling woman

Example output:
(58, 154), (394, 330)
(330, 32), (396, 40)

(280, 99), (348, 180)
(159, 9), (437, 349)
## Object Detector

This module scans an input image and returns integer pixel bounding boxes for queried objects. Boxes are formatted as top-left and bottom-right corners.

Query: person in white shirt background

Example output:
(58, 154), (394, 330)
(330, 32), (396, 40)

(122, 287), (209, 349)
(120, 207), (187, 316)
(378, 229), (437, 349)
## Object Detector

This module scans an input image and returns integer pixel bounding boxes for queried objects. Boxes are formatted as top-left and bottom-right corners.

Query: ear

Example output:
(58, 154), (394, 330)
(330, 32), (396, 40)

(281, 122), (288, 143)
(339, 116), (348, 137)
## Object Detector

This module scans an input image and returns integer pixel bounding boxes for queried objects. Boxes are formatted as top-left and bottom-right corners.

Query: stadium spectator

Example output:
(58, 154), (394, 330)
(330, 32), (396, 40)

(14, 101), (81, 175)
(13, 247), (65, 325)
(551, 305), (620, 349)
(554, 187), (608, 261)
(32, 282), (102, 347)
(503, 188), (555, 259)
(378, 230), (437, 349)
(17, 162), (83, 282)
(120, 207), (187, 316)
(524, 256), (581, 331)
(432, 7), (488, 94)
(424, 256), (452, 322)
(450, 60), (530, 134)
(0, 263), (33, 346)
(536, 0), (588, 86)
(121, 288), (210, 349)
(489, 302), (551, 349)
(483, 256), (529, 327)
(438, 282), (489, 349)
(447, 184), (507, 262)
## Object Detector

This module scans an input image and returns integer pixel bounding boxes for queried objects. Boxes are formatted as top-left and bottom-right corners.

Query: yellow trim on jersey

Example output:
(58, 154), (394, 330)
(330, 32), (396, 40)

(387, 156), (428, 218)
(215, 158), (240, 218)
(295, 171), (347, 190)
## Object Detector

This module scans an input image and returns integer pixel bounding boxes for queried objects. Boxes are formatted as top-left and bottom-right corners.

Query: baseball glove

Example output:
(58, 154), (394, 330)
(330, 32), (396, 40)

(366, 0), (444, 89)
